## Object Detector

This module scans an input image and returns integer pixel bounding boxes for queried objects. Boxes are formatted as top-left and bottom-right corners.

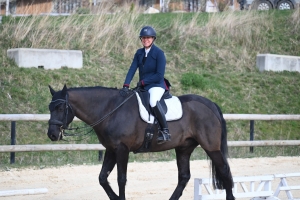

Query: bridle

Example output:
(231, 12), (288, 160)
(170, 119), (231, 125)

(48, 93), (74, 140)
(48, 89), (136, 140)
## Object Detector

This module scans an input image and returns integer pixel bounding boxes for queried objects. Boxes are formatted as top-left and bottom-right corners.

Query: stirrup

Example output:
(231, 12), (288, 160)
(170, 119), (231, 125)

(157, 130), (171, 145)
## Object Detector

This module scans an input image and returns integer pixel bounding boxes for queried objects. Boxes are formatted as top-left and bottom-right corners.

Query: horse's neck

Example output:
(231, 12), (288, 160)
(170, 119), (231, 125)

(68, 88), (118, 125)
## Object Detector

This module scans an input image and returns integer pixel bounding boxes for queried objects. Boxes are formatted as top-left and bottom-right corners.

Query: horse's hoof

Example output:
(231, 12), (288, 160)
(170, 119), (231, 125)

(226, 195), (235, 200)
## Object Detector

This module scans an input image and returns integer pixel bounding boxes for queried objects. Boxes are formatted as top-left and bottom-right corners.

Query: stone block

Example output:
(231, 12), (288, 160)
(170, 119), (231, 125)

(7, 48), (83, 70)
(256, 54), (300, 72)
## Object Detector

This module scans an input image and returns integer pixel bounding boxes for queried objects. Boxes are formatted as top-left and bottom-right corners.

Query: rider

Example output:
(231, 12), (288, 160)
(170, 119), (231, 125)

(120, 26), (170, 145)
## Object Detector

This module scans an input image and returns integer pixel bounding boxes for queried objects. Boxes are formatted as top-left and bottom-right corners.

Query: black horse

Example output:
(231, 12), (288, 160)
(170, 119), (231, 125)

(47, 85), (235, 200)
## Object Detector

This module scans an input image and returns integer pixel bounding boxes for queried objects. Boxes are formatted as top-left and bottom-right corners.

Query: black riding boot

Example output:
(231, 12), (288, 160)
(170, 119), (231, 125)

(152, 101), (171, 144)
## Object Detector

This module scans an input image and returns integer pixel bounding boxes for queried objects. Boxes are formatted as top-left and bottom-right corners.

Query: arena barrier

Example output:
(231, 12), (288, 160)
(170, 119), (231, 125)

(194, 173), (300, 200)
(194, 175), (274, 200)
(1, 114), (300, 163)
(0, 140), (300, 152)
(0, 144), (106, 152)
(0, 188), (48, 197)
(274, 173), (300, 199)
(1, 114), (300, 121)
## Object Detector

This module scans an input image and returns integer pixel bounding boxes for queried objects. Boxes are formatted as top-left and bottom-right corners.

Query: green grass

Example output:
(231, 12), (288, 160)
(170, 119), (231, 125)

(0, 7), (300, 167)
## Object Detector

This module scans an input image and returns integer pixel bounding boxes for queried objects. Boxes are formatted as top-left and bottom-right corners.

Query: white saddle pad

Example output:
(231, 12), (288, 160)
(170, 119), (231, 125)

(135, 92), (183, 124)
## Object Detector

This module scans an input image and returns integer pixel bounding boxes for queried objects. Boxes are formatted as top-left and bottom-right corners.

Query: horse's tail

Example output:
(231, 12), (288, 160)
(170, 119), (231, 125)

(211, 103), (233, 189)
(215, 103), (229, 159)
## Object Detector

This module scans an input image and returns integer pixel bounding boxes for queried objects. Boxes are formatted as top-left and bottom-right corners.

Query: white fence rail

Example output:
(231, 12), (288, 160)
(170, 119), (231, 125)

(0, 188), (48, 197)
(0, 144), (106, 152)
(1, 114), (300, 121)
(274, 173), (300, 199)
(0, 140), (300, 153)
(194, 175), (274, 200)
(194, 173), (300, 200)
(0, 114), (299, 154)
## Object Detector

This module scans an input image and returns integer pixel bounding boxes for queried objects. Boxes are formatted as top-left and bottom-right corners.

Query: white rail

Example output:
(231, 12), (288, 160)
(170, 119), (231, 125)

(0, 188), (48, 197)
(0, 144), (106, 152)
(0, 140), (299, 152)
(194, 173), (300, 200)
(274, 173), (300, 199)
(224, 114), (300, 120)
(0, 114), (299, 153)
(0, 114), (300, 121)
(194, 175), (274, 200)
(228, 140), (300, 147)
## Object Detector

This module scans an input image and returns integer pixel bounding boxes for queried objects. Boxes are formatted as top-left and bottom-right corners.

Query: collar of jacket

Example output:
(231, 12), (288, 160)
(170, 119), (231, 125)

(137, 44), (158, 58)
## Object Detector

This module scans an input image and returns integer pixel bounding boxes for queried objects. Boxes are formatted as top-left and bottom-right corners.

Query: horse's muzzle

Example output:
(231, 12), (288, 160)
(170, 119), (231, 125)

(47, 126), (63, 141)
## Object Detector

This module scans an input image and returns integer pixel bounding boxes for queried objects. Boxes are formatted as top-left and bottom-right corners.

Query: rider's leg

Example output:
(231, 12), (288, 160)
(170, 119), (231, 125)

(148, 87), (170, 144)
(152, 101), (170, 144)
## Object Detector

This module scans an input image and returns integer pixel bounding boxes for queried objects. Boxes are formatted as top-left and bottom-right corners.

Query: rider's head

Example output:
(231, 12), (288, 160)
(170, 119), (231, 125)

(139, 26), (156, 49)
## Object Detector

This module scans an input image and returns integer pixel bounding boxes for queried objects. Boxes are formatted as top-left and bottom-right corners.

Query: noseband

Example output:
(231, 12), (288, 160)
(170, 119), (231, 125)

(48, 94), (73, 138)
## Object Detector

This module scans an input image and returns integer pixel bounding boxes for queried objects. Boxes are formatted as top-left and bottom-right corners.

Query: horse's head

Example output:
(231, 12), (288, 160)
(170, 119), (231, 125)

(47, 85), (75, 141)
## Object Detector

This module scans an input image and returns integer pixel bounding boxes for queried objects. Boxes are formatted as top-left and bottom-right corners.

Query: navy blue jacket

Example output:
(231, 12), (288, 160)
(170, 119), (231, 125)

(123, 44), (167, 91)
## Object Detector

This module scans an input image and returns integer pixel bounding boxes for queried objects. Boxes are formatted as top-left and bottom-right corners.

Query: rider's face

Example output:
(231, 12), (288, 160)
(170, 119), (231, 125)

(141, 36), (154, 49)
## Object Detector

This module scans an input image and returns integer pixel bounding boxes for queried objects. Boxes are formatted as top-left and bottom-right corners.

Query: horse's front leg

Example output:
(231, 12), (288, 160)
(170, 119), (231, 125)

(115, 143), (130, 200)
(99, 150), (118, 200)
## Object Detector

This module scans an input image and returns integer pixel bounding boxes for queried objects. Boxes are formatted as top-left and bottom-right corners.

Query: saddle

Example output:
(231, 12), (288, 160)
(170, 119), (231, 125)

(135, 90), (183, 123)
(133, 89), (183, 153)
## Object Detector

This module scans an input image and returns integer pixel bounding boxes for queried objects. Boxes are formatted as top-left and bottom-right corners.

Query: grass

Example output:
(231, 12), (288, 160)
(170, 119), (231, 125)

(0, 5), (300, 167)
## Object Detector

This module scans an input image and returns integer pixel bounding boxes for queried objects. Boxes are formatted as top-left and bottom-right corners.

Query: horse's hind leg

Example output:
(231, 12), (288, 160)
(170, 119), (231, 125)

(99, 150), (118, 200)
(170, 140), (198, 200)
(205, 150), (235, 200)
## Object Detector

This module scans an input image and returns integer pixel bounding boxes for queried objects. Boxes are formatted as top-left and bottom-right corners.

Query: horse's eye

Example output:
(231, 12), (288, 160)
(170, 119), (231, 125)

(58, 107), (64, 112)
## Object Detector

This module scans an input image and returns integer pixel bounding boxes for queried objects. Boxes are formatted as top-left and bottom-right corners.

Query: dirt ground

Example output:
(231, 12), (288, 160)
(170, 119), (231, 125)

(0, 156), (299, 200)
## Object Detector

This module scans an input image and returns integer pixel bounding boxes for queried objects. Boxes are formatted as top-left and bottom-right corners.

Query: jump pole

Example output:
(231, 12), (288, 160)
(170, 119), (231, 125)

(0, 188), (48, 197)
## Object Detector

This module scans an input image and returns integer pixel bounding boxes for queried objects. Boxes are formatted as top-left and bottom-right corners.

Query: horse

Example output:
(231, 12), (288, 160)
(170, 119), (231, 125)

(47, 85), (235, 200)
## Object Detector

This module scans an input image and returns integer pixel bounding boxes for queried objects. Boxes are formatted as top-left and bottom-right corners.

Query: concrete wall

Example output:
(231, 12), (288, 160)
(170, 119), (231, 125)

(256, 54), (300, 72)
(7, 48), (83, 70)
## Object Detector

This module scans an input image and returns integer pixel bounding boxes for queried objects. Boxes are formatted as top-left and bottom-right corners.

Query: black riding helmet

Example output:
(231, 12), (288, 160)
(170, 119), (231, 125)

(139, 26), (156, 40)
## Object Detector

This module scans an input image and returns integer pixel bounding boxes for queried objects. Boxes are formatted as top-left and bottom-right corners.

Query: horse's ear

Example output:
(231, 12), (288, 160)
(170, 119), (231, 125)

(49, 85), (56, 96)
(62, 84), (68, 96)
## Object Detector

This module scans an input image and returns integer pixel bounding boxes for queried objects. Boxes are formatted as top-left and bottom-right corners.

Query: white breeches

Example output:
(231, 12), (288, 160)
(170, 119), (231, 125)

(148, 87), (165, 108)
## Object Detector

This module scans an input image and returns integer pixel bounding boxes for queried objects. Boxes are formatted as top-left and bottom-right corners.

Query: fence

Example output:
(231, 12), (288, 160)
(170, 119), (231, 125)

(194, 175), (274, 199)
(2, 113), (300, 121)
(194, 173), (300, 200)
(1, 0), (179, 16)
(0, 114), (300, 163)
(1, 0), (99, 16)
(0, 188), (48, 197)
(1, 140), (300, 153)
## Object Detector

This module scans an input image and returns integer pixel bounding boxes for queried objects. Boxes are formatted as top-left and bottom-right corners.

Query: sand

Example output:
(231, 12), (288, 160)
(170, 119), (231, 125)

(0, 156), (299, 200)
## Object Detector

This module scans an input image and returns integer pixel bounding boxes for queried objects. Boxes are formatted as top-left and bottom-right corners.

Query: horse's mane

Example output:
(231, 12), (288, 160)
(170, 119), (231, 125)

(68, 86), (119, 91)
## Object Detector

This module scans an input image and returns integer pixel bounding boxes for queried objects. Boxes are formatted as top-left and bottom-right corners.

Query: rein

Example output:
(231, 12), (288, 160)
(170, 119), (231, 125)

(49, 89), (137, 139)
(87, 91), (136, 127)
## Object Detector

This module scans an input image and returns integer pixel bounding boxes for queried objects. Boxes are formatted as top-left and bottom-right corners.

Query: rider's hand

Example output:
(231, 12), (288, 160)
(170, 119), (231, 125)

(136, 81), (143, 88)
(119, 86), (129, 97)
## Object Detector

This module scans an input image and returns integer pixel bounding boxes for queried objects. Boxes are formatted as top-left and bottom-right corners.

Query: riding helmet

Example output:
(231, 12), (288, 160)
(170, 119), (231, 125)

(139, 26), (156, 39)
